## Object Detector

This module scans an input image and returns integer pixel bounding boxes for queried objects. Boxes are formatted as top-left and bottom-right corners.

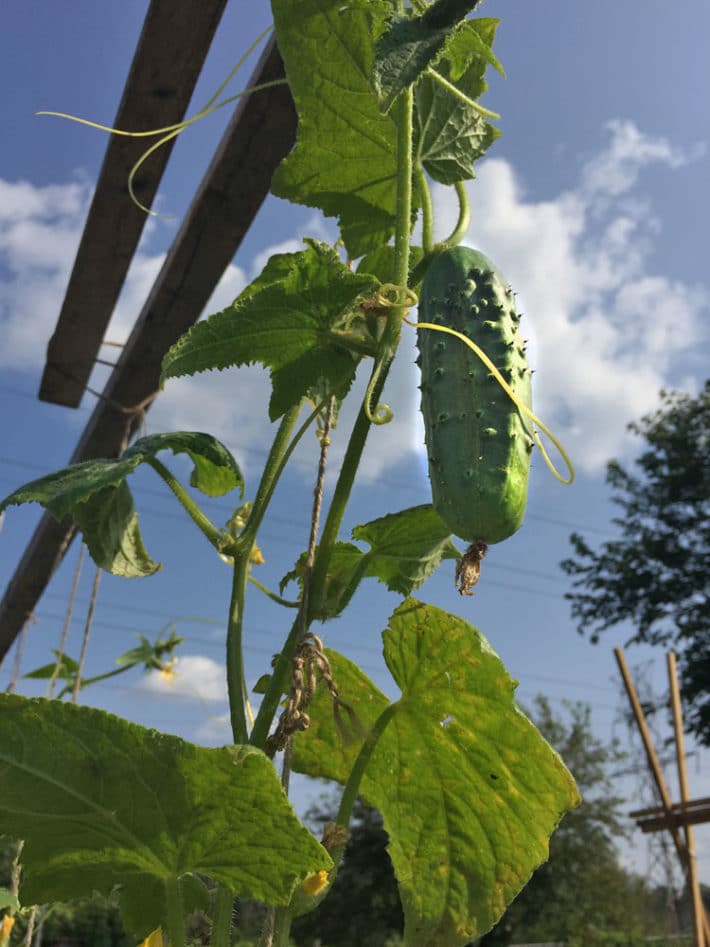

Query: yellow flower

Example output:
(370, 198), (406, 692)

(157, 660), (177, 685)
(250, 545), (265, 565)
(137, 927), (163, 947)
(0, 914), (15, 945)
(301, 870), (329, 896)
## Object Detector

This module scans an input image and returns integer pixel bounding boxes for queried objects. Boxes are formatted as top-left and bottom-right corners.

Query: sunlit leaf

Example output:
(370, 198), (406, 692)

(282, 506), (459, 619)
(270, 0), (402, 256)
(414, 19), (501, 184)
(292, 599), (581, 945)
(373, 0), (477, 112)
(0, 433), (242, 577)
(0, 695), (331, 938)
(161, 242), (378, 420)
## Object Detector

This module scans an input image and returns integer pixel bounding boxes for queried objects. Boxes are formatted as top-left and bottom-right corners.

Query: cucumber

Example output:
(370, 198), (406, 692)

(416, 246), (533, 592)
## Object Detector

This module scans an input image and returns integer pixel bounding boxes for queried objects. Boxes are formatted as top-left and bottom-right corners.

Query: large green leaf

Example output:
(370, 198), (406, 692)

(414, 19), (501, 184)
(282, 505), (459, 619)
(0, 432), (243, 577)
(270, 0), (402, 257)
(373, 0), (478, 112)
(161, 242), (379, 421)
(0, 889), (19, 912)
(292, 599), (581, 946)
(0, 695), (331, 937)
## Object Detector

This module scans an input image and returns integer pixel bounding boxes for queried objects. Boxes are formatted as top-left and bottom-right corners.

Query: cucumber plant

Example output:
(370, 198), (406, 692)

(0, 2), (580, 946)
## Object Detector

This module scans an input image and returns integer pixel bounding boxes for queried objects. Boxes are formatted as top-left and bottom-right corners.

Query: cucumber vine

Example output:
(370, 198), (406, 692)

(0, 3), (581, 946)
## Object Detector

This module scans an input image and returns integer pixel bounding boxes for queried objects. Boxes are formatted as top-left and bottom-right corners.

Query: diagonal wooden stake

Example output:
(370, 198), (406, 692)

(615, 648), (710, 944)
(668, 652), (705, 947)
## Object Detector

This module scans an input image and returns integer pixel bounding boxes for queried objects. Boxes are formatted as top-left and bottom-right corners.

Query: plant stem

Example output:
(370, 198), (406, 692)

(415, 163), (434, 255)
(309, 86), (413, 614)
(336, 702), (398, 830)
(225, 404), (310, 745)
(227, 555), (250, 744)
(387, 84), (414, 348)
(248, 575), (299, 608)
(211, 886), (234, 947)
(147, 458), (225, 551)
(409, 181), (472, 288)
(250, 613), (299, 750)
(165, 879), (185, 947)
(253, 90), (415, 751)
(426, 67), (501, 120)
(441, 180), (470, 248)
(239, 405), (302, 549)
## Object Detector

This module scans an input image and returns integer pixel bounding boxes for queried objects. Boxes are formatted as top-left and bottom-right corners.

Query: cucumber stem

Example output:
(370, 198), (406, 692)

(147, 458), (226, 552)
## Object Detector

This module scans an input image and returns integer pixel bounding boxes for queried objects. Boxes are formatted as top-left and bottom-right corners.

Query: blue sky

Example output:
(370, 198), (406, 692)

(1, 0), (709, 888)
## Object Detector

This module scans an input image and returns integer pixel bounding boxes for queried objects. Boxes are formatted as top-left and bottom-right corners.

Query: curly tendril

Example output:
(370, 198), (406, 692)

(364, 358), (393, 425)
(361, 283), (416, 426)
(37, 25), (281, 216)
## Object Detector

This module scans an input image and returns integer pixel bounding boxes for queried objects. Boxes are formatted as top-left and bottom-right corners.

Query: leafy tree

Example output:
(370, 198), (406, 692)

(479, 698), (651, 945)
(561, 383), (710, 745)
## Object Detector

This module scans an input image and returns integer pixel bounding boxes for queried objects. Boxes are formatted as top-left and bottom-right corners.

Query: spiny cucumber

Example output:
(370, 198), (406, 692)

(416, 245), (533, 593)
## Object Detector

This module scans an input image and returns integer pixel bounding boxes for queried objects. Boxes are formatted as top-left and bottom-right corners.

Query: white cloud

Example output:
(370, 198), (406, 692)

(580, 119), (703, 198)
(194, 711), (232, 745)
(139, 653), (228, 702)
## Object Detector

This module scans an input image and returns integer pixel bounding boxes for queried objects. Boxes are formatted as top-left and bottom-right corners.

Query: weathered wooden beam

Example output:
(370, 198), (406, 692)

(636, 806), (710, 834)
(0, 37), (297, 660)
(39, 0), (228, 408)
(630, 796), (710, 819)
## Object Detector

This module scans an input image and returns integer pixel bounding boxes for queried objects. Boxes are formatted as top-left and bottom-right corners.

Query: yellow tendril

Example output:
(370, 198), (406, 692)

(364, 360), (393, 425)
(407, 317), (575, 485)
(375, 283), (418, 309)
(37, 25), (284, 216)
(361, 284), (417, 426)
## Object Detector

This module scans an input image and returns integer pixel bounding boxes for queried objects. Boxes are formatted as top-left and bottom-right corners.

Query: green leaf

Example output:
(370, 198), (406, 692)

(282, 505), (458, 619)
(73, 483), (160, 577)
(0, 433), (242, 577)
(0, 889), (19, 912)
(292, 599), (581, 945)
(161, 242), (379, 421)
(357, 245), (425, 285)
(373, 0), (477, 112)
(24, 651), (80, 681)
(352, 504), (461, 595)
(0, 695), (331, 938)
(444, 18), (504, 80)
(414, 20), (501, 185)
(270, 0), (402, 256)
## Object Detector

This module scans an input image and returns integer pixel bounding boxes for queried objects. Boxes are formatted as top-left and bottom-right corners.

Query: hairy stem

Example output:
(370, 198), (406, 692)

(252, 91), (414, 754)
(227, 555), (250, 744)
(409, 181), (472, 288)
(239, 402), (322, 550)
(415, 163), (434, 255)
(211, 886), (234, 947)
(309, 86), (413, 613)
(441, 180), (470, 248)
(427, 67), (501, 120)
(165, 880), (185, 947)
(248, 575), (299, 608)
(147, 458), (225, 550)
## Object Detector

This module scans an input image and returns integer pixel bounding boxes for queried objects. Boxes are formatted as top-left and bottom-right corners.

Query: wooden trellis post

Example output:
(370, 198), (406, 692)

(615, 647), (708, 947)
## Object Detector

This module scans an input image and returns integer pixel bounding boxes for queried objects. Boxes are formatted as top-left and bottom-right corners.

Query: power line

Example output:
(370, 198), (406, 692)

(0, 450), (615, 537)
